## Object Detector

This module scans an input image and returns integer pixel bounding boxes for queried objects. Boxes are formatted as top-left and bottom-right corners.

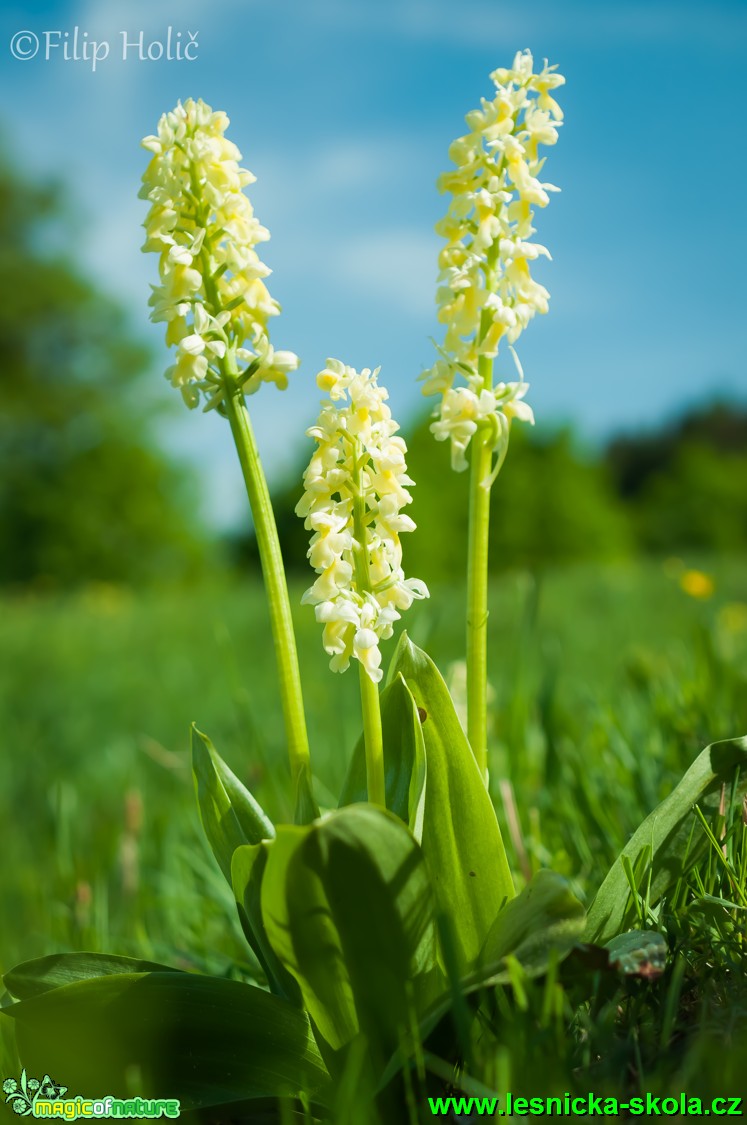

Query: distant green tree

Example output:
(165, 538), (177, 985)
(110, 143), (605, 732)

(405, 418), (633, 587)
(606, 400), (747, 552)
(0, 157), (207, 585)
(635, 444), (747, 551)
(606, 400), (747, 497)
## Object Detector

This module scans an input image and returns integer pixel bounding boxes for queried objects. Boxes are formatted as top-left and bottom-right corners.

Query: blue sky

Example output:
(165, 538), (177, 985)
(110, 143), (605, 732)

(2, 0), (746, 527)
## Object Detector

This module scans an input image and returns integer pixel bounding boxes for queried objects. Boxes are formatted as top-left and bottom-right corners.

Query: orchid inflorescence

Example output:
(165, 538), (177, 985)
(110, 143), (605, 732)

(421, 50), (565, 473)
(297, 360), (429, 683)
(140, 98), (298, 409)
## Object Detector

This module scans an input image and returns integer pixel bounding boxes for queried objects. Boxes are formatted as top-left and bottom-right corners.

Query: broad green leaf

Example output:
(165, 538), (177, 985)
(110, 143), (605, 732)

(388, 633), (514, 969)
(3, 972), (329, 1110)
(585, 735), (747, 943)
(191, 724), (274, 886)
(4, 953), (182, 1002)
(605, 930), (668, 978)
(476, 869), (586, 981)
(191, 727), (283, 986)
(263, 825), (356, 1053)
(260, 805), (440, 1068)
(231, 844), (302, 1006)
(339, 674), (427, 840)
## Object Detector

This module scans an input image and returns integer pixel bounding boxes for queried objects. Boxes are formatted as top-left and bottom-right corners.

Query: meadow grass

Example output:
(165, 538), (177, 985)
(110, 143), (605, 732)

(1, 555), (746, 1108)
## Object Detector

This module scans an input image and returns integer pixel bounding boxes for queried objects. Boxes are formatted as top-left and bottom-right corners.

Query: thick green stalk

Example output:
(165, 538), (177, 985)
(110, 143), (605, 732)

(221, 372), (311, 785)
(351, 455), (385, 807)
(358, 663), (385, 807)
(193, 213), (311, 788)
(466, 422), (492, 779)
(466, 353), (494, 780)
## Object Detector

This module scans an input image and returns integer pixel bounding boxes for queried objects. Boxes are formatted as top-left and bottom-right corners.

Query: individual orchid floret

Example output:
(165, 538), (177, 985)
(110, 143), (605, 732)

(140, 98), (298, 409)
(297, 360), (429, 683)
(430, 347), (534, 475)
(420, 50), (564, 471)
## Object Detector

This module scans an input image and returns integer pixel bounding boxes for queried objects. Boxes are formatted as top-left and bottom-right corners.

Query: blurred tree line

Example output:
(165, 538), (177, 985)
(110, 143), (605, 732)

(1, 153), (745, 590)
(0, 156), (206, 586)
(253, 399), (747, 590)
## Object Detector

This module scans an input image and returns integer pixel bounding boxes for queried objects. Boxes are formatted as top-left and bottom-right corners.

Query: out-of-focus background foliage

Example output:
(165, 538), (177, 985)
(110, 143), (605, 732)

(0, 157), (206, 587)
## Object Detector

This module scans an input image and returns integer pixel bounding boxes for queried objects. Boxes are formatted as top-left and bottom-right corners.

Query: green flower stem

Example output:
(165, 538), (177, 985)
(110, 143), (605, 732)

(221, 363), (311, 786)
(466, 352), (494, 780)
(196, 226), (311, 788)
(358, 661), (385, 807)
(352, 453), (386, 807)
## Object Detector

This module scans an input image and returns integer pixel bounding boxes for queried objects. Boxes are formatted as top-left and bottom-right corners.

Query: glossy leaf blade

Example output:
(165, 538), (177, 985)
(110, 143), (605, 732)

(191, 724), (274, 886)
(585, 736), (747, 943)
(477, 869), (585, 981)
(261, 805), (439, 1063)
(231, 843), (303, 1005)
(388, 633), (514, 969)
(4, 953), (182, 1002)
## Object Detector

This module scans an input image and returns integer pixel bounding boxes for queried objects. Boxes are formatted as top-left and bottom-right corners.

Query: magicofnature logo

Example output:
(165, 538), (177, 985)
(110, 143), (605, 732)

(3, 1073), (180, 1119)
(3, 1072), (67, 1116)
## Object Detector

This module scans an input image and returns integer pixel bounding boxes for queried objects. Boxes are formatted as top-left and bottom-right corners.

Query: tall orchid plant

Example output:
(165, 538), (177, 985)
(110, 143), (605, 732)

(140, 100), (311, 794)
(421, 50), (565, 777)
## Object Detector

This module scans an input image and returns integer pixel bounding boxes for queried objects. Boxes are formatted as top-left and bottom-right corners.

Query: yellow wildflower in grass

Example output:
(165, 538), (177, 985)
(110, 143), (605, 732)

(421, 49), (565, 470)
(679, 569), (715, 599)
(297, 360), (429, 683)
(140, 98), (298, 408)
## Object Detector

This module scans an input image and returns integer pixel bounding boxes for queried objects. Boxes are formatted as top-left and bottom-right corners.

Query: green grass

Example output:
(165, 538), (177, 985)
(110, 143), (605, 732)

(1, 555), (746, 1114)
